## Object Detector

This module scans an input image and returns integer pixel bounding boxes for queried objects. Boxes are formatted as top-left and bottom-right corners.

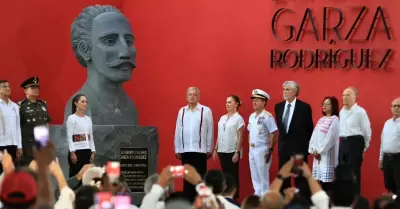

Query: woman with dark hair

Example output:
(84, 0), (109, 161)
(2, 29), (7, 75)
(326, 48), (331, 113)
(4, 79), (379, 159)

(66, 94), (96, 177)
(308, 96), (340, 193)
(213, 95), (245, 198)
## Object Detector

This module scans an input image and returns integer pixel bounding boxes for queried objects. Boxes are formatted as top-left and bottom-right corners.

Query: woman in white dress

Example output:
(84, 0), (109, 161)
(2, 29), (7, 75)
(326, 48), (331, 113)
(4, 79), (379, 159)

(66, 94), (96, 177)
(308, 96), (340, 193)
(213, 95), (245, 198)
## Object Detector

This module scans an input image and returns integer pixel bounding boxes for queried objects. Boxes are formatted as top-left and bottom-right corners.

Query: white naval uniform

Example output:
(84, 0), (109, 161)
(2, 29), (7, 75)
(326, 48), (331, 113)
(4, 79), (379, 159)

(247, 110), (278, 196)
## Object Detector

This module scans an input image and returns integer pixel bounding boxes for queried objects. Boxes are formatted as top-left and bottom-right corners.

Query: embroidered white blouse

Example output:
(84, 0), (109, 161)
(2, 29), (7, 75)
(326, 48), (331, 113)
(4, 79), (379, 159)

(66, 114), (96, 152)
(308, 116), (340, 182)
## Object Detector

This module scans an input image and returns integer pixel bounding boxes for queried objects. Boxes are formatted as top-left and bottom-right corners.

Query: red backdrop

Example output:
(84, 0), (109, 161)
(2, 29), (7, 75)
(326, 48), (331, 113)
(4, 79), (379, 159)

(1, 0), (399, 202)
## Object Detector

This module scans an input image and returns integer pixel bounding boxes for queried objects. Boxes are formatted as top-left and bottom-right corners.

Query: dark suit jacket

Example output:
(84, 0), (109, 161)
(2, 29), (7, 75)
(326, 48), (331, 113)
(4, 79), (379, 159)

(275, 99), (314, 158)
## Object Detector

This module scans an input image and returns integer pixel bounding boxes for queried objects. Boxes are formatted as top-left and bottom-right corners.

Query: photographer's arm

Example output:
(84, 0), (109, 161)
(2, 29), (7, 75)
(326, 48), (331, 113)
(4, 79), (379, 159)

(270, 158), (294, 192)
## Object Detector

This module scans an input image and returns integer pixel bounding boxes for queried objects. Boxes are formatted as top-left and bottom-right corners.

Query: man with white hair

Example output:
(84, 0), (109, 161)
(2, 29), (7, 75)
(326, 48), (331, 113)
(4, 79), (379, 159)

(274, 81), (314, 198)
(340, 87), (371, 194)
(174, 87), (214, 201)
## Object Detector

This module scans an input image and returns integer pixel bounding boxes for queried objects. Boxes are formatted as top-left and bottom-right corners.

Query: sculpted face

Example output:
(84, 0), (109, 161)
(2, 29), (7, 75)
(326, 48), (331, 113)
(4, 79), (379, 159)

(91, 12), (136, 83)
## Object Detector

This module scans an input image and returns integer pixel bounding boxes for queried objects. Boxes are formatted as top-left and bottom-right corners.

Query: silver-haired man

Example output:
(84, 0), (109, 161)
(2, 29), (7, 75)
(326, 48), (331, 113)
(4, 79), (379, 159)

(340, 87), (371, 194)
(274, 81), (314, 198)
(174, 87), (214, 202)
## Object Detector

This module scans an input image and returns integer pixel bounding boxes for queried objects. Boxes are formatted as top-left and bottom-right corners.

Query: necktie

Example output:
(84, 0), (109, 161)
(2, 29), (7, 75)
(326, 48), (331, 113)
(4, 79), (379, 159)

(283, 103), (291, 132)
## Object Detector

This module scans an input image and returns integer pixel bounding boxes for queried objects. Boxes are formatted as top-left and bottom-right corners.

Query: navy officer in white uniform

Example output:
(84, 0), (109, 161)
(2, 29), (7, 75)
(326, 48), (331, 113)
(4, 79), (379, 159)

(247, 89), (278, 196)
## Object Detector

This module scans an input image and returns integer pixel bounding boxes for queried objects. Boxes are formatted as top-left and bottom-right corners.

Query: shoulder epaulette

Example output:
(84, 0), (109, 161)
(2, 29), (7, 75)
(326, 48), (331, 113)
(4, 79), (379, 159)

(38, 99), (47, 104)
(264, 110), (272, 117)
(17, 99), (26, 106)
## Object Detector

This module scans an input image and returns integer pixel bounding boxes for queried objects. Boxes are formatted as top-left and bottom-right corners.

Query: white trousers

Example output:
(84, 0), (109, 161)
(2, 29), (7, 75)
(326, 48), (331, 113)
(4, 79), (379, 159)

(249, 146), (271, 196)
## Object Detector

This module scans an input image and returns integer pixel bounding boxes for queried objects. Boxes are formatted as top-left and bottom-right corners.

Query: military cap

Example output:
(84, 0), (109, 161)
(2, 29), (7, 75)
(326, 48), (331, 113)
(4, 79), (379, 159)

(20, 77), (40, 88)
(251, 89), (270, 100)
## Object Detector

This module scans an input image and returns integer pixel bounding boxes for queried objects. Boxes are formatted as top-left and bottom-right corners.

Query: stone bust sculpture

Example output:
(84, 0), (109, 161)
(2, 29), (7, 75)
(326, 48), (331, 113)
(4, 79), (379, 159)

(64, 5), (138, 125)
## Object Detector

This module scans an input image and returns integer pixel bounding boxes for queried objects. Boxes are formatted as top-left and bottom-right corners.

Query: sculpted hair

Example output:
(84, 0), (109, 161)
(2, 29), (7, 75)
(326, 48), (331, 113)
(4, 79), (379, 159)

(71, 5), (122, 68)
(283, 81), (300, 96)
(71, 94), (86, 114)
(0, 80), (8, 85)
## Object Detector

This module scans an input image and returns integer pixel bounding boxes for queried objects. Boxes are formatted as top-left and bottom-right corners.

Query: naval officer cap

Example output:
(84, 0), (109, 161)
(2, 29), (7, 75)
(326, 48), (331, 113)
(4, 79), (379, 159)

(20, 76), (40, 89)
(251, 89), (270, 100)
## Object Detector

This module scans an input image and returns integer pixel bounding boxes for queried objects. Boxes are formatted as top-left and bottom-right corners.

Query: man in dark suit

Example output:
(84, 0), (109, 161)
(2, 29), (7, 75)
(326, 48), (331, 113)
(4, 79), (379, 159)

(274, 81), (314, 199)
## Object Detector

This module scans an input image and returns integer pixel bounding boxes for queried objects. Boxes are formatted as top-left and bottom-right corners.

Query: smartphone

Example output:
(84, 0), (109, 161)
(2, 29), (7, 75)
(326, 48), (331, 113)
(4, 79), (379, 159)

(33, 125), (49, 148)
(95, 192), (113, 209)
(113, 195), (131, 209)
(170, 166), (187, 177)
(106, 161), (120, 184)
(294, 154), (304, 165)
(291, 154), (304, 175)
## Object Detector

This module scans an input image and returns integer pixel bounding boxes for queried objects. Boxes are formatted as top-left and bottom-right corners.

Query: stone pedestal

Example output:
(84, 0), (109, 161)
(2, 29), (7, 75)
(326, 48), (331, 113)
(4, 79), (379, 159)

(49, 125), (158, 203)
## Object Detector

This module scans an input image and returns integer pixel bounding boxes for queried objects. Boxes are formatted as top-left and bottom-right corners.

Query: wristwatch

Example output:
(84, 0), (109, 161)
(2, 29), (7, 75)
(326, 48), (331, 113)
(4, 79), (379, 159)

(234, 150), (240, 154)
(276, 173), (286, 180)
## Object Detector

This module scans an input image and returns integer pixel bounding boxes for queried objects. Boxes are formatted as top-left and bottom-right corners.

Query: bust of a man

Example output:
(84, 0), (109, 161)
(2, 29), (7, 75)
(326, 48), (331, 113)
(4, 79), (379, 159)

(64, 5), (138, 125)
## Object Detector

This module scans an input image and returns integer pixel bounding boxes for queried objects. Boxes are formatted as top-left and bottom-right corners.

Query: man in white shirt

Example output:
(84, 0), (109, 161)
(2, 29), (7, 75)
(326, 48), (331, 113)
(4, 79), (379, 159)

(248, 89), (278, 196)
(379, 97), (400, 194)
(0, 80), (22, 173)
(174, 87), (213, 202)
(339, 87), (372, 194)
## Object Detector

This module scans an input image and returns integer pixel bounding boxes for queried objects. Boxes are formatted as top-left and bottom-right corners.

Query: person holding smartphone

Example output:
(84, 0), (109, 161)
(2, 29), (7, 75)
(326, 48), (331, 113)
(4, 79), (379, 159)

(213, 95), (245, 199)
(66, 94), (96, 177)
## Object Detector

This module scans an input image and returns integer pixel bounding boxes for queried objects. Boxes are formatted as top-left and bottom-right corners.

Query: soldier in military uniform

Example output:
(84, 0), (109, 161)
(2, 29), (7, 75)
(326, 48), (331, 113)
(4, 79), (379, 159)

(18, 77), (51, 165)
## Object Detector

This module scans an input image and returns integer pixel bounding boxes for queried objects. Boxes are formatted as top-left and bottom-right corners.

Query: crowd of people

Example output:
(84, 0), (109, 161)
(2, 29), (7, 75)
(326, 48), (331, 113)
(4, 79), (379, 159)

(0, 142), (398, 209)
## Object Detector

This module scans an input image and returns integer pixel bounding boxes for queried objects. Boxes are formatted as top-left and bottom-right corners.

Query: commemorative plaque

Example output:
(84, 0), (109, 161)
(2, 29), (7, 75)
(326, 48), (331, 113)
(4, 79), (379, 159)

(120, 147), (149, 193)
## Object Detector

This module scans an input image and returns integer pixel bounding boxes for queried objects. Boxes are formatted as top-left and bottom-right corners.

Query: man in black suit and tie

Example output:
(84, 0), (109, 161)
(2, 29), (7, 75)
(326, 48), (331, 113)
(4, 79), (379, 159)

(274, 81), (314, 199)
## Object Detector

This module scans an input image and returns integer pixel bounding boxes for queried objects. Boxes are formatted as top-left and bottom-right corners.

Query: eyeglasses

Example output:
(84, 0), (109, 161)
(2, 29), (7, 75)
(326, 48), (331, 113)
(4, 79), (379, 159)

(322, 103), (332, 106)
(391, 105), (400, 108)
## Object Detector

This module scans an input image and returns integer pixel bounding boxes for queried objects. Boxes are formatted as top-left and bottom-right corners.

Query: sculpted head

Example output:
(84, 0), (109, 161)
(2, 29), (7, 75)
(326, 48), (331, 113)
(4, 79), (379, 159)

(71, 5), (136, 83)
